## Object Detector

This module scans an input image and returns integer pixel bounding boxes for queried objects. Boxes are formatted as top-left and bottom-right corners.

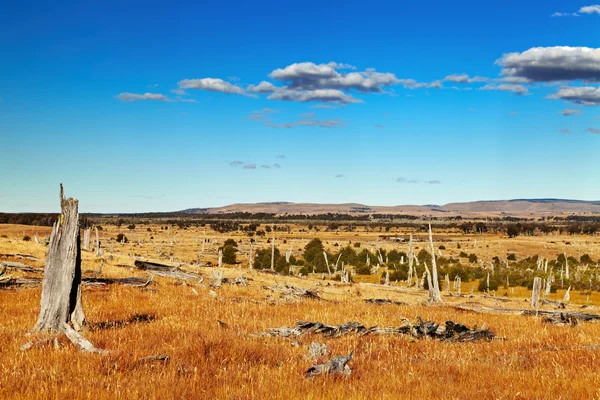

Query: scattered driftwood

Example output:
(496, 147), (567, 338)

(262, 284), (321, 300)
(260, 318), (494, 342)
(305, 351), (353, 378)
(364, 298), (408, 306)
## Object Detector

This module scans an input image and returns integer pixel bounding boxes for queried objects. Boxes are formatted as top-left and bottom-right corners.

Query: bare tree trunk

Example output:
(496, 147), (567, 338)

(33, 184), (86, 333)
(249, 243), (253, 269)
(94, 227), (100, 257)
(531, 277), (542, 309)
(428, 222), (442, 302)
(271, 237), (275, 271)
(407, 234), (414, 287)
(83, 228), (91, 251)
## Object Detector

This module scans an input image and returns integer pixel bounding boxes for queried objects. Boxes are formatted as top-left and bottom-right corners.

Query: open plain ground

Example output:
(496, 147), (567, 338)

(2, 222), (600, 399)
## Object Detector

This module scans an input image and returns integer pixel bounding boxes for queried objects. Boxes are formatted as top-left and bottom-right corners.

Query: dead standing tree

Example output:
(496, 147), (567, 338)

(427, 222), (442, 302)
(25, 184), (103, 353)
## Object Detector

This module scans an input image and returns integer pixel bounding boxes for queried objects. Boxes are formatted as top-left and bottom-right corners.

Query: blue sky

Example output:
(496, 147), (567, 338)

(1, 0), (599, 212)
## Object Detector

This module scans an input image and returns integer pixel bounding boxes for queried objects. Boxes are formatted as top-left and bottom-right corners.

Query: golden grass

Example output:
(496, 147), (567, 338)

(1, 224), (600, 399)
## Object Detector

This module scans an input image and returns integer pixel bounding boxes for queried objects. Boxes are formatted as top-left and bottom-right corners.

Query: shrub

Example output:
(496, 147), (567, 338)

(507, 253), (517, 261)
(222, 245), (238, 264)
(23, 235), (31, 241)
(468, 253), (478, 263)
(116, 233), (128, 243)
(356, 265), (371, 275)
(478, 276), (500, 292)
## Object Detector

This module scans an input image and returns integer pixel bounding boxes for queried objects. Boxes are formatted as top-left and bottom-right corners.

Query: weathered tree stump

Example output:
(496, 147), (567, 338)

(33, 184), (86, 333)
(25, 184), (103, 353)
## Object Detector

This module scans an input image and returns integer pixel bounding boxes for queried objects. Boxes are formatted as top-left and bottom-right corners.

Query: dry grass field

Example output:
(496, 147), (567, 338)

(2, 223), (600, 399)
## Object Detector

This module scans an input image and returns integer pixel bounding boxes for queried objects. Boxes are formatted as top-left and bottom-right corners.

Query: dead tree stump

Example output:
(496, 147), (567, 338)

(25, 185), (103, 353)
(33, 184), (86, 332)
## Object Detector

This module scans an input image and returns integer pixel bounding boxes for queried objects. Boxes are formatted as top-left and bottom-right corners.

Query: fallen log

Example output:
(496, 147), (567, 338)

(364, 298), (408, 306)
(523, 310), (600, 323)
(134, 260), (176, 272)
(0, 276), (42, 288)
(0, 253), (42, 262)
(0, 262), (44, 274)
(262, 284), (321, 300)
(83, 275), (153, 287)
(454, 304), (600, 324)
(150, 270), (202, 280)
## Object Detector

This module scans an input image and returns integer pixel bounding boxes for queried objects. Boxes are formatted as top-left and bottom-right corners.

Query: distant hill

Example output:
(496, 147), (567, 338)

(181, 199), (600, 217)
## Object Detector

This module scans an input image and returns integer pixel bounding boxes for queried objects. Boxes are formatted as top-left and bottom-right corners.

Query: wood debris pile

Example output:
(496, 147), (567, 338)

(260, 317), (495, 342)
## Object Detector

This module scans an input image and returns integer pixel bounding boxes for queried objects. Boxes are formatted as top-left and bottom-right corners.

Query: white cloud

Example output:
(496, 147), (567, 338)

(115, 92), (170, 102)
(480, 84), (529, 96)
(268, 88), (361, 103)
(178, 78), (253, 96)
(444, 74), (488, 83)
(580, 5), (600, 14)
(497, 46), (600, 82)
(247, 81), (277, 93)
(268, 62), (411, 93)
(547, 86), (600, 106)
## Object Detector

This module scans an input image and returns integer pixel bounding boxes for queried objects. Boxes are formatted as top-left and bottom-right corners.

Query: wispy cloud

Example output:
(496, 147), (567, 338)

(587, 127), (600, 134)
(561, 108), (581, 116)
(554, 5), (600, 16)
(276, 155), (286, 159)
(374, 124), (384, 128)
(229, 161), (244, 167)
(264, 119), (294, 129)
(179, 78), (255, 97)
(115, 92), (171, 102)
(551, 12), (579, 17)
(480, 84), (529, 96)
(396, 177), (441, 184)
(444, 74), (488, 83)
(243, 163), (257, 169)
(295, 119), (342, 128)
(560, 129), (572, 134)
(335, 174), (344, 178)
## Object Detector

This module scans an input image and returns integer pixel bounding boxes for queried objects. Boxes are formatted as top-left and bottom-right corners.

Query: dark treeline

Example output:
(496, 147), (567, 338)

(1, 212), (599, 237)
